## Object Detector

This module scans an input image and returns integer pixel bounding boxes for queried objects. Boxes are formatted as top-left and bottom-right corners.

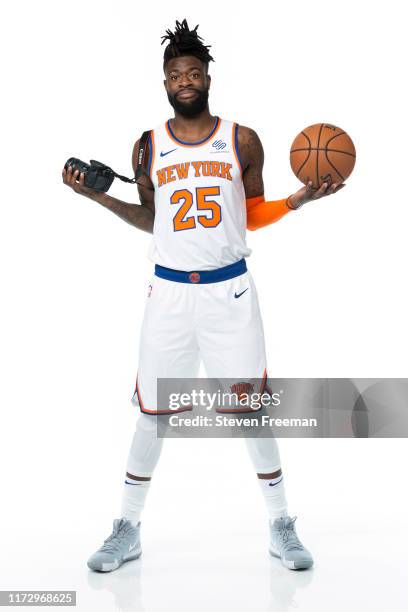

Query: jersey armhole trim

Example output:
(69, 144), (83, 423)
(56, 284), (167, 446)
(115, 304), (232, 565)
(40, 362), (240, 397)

(232, 123), (244, 176)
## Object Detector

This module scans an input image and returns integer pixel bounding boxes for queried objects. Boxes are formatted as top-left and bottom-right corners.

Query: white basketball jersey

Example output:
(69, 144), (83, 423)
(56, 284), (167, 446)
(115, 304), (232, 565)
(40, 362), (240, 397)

(146, 116), (252, 271)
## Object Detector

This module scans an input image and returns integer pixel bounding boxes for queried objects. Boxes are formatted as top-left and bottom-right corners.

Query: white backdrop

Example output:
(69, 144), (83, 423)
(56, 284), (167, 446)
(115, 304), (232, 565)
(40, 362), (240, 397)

(1, 1), (407, 611)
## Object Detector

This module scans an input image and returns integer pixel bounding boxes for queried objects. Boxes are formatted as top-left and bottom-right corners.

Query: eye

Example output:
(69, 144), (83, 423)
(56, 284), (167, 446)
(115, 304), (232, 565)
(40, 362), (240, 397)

(191, 72), (200, 79)
(170, 75), (178, 81)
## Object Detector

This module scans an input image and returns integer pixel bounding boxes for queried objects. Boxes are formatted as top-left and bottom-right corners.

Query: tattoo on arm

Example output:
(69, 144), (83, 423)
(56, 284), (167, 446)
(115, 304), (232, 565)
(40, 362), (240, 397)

(97, 192), (154, 233)
(237, 126), (265, 199)
(90, 135), (156, 233)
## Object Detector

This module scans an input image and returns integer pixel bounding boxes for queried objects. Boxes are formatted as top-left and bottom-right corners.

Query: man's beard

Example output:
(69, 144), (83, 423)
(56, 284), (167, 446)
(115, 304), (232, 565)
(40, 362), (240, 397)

(167, 88), (209, 117)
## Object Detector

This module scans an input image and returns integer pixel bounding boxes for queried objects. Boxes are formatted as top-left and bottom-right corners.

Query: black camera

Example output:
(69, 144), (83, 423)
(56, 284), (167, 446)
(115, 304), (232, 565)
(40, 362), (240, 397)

(64, 130), (152, 193)
(64, 158), (116, 192)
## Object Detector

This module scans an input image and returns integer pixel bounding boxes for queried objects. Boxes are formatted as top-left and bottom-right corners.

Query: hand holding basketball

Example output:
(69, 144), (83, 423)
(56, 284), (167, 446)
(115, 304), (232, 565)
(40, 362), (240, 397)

(288, 122), (355, 209)
(288, 179), (346, 209)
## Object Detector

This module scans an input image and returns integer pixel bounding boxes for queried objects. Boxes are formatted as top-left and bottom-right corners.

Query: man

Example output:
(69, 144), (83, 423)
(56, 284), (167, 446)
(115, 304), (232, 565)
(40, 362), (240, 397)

(62, 19), (344, 572)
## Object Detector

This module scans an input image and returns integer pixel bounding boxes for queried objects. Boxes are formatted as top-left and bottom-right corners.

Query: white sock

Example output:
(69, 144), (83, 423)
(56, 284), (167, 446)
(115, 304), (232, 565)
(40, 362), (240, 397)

(121, 477), (151, 527)
(244, 436), (288, 520)
(257, 474), (288, 522)
(120, 413), (163, 526)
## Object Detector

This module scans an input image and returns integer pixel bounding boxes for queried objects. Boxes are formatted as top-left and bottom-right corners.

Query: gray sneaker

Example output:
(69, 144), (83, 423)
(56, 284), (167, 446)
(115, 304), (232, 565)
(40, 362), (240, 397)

(269, 516), (313, 570)
(87, 518), (142, 572)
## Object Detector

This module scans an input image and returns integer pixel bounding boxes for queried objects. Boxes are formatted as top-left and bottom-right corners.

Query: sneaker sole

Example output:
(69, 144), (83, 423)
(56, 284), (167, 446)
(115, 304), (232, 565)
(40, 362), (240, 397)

(269, 548), (313, 570)
(88, 549), (142, 573)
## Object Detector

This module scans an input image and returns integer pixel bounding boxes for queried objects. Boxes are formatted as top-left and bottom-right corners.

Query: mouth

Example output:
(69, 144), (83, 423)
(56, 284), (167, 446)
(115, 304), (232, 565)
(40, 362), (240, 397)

(176, 90), (199, 100)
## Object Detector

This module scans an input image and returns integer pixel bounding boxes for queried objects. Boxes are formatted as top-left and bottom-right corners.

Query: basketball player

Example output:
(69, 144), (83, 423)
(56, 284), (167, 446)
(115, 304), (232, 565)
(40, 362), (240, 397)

(62, 19), (345, 572)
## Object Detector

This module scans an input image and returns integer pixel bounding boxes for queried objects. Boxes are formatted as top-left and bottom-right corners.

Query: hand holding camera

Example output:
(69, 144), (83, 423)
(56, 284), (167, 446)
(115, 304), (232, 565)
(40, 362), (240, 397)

(62, 162), (105, 199)
(62, 131), (152, 198)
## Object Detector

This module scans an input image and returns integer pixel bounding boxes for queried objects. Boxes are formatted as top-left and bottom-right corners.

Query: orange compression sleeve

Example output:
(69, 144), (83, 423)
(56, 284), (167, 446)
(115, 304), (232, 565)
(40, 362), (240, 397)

(246, 195), (292, 230)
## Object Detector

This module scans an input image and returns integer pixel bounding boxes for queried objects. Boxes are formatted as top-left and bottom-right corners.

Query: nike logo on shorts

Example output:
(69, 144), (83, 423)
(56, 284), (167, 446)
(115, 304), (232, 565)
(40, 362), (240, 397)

(234, 288), (248, 299)
(160, 148), (177, 157)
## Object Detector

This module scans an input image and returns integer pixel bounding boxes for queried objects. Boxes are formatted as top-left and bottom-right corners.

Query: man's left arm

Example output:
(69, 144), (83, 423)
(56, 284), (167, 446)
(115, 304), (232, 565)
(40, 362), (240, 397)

(237, 126), (346, 230)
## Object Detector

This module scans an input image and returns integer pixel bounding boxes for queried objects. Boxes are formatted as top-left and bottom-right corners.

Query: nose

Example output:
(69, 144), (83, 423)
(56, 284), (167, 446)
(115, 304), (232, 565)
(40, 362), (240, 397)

(178, 74), (192, 88)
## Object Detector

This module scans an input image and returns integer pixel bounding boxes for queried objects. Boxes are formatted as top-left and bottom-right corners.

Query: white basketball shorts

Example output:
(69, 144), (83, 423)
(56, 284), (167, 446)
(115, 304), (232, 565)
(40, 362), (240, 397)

(131, 259), (268, 414)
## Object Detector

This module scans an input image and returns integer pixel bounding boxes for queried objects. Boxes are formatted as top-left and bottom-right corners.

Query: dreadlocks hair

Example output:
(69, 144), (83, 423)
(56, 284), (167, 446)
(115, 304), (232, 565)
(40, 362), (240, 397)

(161, 19), (214, 70)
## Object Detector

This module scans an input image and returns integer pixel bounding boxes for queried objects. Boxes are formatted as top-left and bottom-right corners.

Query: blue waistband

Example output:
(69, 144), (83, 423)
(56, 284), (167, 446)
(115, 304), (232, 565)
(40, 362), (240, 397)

(154, 259), (247, 284)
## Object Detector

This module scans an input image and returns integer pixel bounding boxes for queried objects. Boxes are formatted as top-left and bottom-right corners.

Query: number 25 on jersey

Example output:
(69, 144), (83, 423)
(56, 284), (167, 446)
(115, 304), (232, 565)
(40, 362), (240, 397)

(171, 187), (222, 231)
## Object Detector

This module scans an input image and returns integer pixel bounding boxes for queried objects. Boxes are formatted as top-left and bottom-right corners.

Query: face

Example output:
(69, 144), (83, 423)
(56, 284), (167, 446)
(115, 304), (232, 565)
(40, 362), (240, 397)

(164, 56), (211, 117)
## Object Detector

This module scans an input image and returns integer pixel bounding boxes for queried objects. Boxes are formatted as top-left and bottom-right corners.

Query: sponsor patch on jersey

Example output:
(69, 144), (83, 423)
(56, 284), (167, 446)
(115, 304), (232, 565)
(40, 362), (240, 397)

(212, 139), (227, 151)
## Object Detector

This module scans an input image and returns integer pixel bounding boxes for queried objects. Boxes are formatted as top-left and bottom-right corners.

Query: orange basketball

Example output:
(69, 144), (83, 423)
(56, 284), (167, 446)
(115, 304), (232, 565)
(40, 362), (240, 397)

(290, 123), (356, 189)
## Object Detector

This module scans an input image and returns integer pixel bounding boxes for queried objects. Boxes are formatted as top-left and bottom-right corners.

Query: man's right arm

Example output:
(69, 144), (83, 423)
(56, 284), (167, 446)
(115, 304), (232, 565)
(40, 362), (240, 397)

(62, 135), (155, 234)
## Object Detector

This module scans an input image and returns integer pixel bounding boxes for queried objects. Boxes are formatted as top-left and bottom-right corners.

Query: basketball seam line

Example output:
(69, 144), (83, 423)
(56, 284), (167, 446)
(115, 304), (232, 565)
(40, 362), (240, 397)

(296, 131), (312, 179)
(290, 147), (355, 158)
(316, 124), (324, 188)
(324, 149), (345, 181)
(325, 131), (346, 147)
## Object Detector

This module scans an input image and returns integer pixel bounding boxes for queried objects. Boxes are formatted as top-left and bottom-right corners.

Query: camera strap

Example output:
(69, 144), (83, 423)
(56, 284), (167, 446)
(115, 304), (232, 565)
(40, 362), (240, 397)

(134, 130), (151, 182)
(108, 130), (151, 185)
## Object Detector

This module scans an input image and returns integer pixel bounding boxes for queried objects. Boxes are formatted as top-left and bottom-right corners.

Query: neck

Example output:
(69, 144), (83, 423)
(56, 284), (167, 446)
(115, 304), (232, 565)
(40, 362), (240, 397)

(171, 107), (215, 133)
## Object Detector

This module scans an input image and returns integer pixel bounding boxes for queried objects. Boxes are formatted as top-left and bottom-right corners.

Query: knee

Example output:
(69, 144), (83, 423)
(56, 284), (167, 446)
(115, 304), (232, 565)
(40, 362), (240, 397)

(135, 413), (159, 435)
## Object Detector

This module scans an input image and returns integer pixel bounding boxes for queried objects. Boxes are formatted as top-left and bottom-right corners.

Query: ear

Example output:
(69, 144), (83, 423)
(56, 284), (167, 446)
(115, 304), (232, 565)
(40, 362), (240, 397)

(207, 74), (211, 90)
(163, 78), (168, 92)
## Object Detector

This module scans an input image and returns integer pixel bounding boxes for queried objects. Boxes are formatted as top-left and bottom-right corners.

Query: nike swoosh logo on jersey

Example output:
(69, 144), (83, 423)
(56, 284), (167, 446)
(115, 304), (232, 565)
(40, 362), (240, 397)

(234, 288), (248, 299)
(125, 480), (142, 485)
(160, 148), (177, 157)
(129, 542), (138, 551)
